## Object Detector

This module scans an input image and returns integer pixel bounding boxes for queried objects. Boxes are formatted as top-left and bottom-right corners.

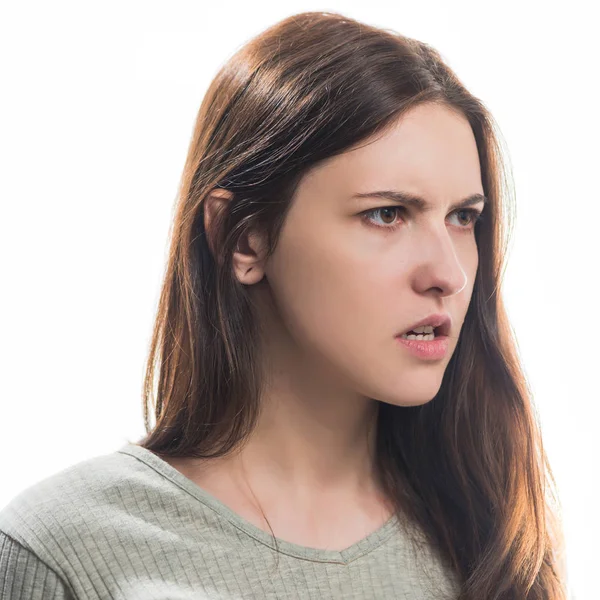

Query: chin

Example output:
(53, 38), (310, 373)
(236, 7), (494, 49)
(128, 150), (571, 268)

(383, 395), (438, 408)
(369, 384), (440, 407)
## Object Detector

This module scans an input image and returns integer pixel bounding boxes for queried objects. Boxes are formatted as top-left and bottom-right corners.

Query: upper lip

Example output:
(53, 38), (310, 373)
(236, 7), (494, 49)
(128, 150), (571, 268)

(397, 313), (451, 337)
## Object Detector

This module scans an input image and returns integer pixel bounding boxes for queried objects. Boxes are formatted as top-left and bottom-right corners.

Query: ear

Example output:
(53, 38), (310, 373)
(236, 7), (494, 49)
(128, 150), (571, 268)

(203, 188), (268, 285)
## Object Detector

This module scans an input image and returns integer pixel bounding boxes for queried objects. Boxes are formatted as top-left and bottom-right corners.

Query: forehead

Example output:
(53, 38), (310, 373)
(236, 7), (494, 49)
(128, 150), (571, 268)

(300, 103), (483, 205)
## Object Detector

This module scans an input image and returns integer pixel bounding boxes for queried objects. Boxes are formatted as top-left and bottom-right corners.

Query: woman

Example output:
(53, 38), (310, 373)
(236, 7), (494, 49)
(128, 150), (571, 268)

(0, 11), (567, 599)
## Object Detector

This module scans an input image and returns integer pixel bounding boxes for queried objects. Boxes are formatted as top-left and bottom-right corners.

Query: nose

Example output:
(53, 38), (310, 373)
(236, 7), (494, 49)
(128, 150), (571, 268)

(411, 227), (470, 297)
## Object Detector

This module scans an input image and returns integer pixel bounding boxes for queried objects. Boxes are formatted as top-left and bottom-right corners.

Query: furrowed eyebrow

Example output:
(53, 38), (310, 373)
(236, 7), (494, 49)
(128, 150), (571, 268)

(351, 190), (488, 212)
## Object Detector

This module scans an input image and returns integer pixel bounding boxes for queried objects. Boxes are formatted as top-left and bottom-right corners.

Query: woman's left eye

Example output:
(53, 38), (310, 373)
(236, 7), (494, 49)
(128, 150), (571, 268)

(360, 206), (484, 231)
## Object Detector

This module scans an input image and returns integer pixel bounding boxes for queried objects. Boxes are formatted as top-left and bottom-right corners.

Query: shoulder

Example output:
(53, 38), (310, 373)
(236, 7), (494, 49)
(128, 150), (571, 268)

(0, 447), (152, 570)
(0, 530), (75, 599)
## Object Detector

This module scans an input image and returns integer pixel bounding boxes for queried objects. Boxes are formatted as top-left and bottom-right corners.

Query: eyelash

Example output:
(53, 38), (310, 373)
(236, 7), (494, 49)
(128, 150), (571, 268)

(360, 206), (485, 232)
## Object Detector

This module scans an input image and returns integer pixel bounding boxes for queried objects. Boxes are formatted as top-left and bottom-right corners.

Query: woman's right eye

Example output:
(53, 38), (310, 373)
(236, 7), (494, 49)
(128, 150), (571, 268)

(360, 206), (404, 231)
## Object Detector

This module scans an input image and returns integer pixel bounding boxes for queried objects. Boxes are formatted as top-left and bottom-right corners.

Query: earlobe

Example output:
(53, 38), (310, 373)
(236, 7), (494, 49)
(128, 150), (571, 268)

(233, 264), (266, 285)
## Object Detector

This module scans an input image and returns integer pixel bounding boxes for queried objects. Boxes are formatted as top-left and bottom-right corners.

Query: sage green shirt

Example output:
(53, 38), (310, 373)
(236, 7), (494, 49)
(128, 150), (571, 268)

(0, 442), (460, 599)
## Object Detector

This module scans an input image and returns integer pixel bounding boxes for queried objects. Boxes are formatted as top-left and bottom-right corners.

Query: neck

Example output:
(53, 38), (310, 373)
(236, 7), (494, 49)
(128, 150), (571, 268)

(232, 389), (382, 498)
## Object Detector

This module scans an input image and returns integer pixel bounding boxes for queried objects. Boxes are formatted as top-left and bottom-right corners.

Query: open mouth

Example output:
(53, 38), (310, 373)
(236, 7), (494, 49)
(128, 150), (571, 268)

(399, 329), (438, 340)
(398, 324), (448, 339)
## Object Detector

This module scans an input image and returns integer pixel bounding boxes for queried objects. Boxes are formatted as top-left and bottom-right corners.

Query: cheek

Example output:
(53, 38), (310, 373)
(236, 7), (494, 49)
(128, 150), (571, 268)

(286, 274), (404, 401)
(268, 236), (386, 360)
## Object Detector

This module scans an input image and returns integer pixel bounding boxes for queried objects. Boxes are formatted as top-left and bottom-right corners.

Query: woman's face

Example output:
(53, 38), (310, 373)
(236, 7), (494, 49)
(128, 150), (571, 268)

(241, 102), (485, 407)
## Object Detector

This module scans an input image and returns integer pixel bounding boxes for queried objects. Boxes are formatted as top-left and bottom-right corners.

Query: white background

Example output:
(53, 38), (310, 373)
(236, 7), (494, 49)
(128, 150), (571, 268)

(1, 2), (597, 598)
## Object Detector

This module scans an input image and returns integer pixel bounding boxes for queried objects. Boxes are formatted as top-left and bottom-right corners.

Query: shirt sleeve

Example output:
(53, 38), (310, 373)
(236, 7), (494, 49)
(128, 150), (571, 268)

(0, 530), (74, 599)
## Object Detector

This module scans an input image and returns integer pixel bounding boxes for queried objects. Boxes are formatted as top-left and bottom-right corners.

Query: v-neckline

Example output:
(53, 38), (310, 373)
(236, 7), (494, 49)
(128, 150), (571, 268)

(117, 442), (400, 565)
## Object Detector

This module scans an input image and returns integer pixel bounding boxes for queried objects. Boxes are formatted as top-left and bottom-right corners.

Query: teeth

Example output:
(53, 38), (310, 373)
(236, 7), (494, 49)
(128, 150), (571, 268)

(400, 333), (435, 341)
(411, 325), (435, 334)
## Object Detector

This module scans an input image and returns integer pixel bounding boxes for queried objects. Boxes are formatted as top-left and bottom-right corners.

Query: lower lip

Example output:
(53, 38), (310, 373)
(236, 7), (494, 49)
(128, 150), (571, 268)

(395, 335), (449, 360)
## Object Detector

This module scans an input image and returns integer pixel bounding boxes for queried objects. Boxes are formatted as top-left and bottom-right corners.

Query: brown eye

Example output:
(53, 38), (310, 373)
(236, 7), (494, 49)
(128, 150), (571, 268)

(379, 207), (400, 224)
(361, 206), (404, 231)
(456, 210), (471, 226)
(451, 208), (484, 229)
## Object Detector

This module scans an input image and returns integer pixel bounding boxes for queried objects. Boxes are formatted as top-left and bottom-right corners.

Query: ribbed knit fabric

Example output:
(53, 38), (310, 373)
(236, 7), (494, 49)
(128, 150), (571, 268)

(0, 443), (461, 599)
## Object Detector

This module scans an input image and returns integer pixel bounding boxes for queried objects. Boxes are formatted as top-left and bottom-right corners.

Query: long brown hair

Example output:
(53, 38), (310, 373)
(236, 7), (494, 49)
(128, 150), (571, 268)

(133, 11), (567, 599)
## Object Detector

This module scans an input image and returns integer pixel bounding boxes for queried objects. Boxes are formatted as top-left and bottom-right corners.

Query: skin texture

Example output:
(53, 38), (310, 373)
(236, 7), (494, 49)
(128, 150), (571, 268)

(167, 102), (485, 549)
